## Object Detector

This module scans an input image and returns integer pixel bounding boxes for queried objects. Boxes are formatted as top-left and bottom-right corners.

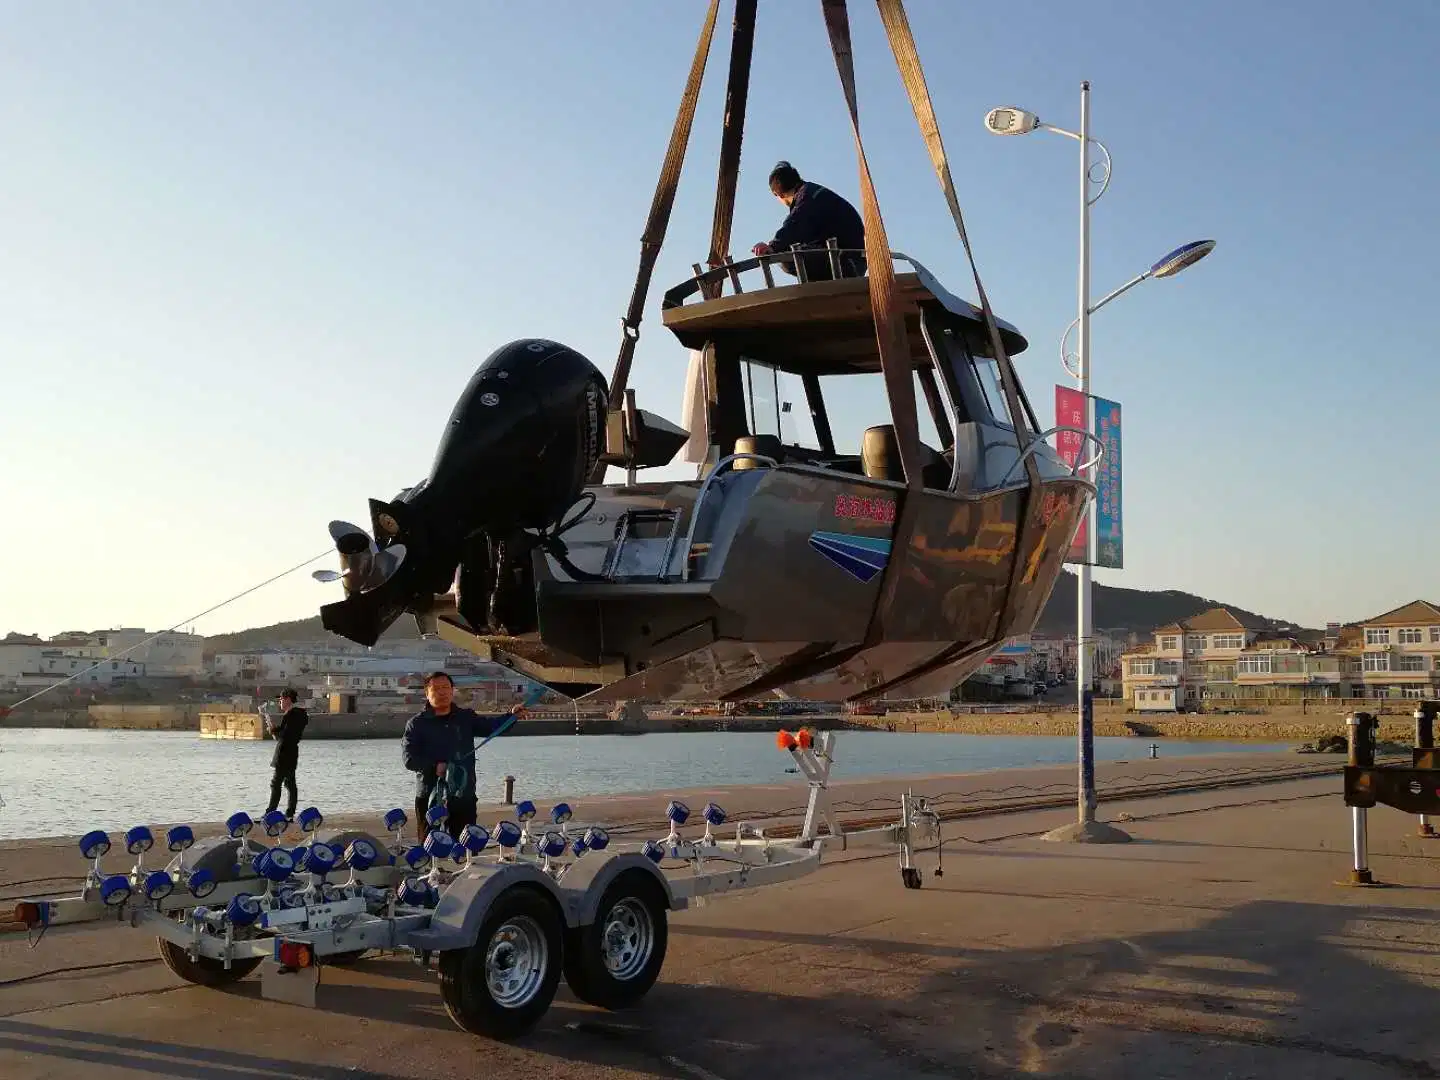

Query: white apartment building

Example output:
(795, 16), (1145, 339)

(49, 628), (205, 677)
(0, 643), (144, 688)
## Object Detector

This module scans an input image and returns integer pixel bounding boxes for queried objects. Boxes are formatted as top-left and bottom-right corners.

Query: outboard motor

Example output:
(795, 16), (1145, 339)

(319, 339), (607, 647)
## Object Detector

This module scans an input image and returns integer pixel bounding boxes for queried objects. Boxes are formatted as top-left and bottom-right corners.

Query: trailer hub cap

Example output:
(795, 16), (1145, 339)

(601, 898), (653, 980)
(485, 916), (548, 1008)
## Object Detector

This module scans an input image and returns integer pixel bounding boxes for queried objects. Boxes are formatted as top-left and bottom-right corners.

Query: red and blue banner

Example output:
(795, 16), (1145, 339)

(1052, 386), (1123, 569)
(1053, 386), (1090, 564)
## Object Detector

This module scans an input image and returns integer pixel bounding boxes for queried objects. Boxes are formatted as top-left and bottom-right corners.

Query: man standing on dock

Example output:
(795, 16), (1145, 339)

(402, 671), (526, 843)
(264, 688), (308, 822)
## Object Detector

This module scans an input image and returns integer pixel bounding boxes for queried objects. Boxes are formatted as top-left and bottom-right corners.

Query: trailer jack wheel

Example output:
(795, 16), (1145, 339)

(438, 886), (563, 1039)
(564, 870), (668, 1010)
(901, 867), (923, 890)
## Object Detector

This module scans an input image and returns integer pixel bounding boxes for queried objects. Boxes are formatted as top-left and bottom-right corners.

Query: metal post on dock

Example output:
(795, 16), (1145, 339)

(1416, 703), (1437, 837)
(1347, 711), (1376, 884)
(503, 775), (516, 805)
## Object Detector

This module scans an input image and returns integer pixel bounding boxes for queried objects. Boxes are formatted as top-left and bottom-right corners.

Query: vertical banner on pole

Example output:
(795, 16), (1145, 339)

(1092, 396), (1123, 569)
(1053, 385), (1090, 564)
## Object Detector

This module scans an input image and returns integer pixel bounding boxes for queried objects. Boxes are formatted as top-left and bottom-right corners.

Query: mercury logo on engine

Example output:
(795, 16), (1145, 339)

(584, 383), (600, 474)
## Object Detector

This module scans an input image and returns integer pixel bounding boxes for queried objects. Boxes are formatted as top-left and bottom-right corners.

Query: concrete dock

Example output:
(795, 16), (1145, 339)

(3, 754), (1438, 1078)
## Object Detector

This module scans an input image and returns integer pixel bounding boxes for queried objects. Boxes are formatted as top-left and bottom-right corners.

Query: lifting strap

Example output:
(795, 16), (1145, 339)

(704, 0), (758, 297)
(875, 0), (1044, 652)
(821, 0), (925, 649)
(875, 0), (1038, 491)
(592, 0), (722, 482)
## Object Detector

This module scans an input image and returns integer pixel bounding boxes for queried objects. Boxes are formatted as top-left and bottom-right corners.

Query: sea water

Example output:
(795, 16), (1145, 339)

(0, 728), (1292, 841)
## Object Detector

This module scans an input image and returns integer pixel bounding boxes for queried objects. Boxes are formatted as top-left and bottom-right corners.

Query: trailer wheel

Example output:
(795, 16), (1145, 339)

(563, 870), (668, 1010)
(157, 839), (264, 986)
(438, 885), (563, 1039)
(323, 950), (368, 966)
(157, 937), (263, 987)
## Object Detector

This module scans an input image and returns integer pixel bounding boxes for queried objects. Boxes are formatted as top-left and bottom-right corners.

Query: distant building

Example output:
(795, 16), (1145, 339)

(208, 645), (493, 694)
(48, 628), (205, 677)
(0, 643), (144, 689)
(1120, 601), (1440, 710)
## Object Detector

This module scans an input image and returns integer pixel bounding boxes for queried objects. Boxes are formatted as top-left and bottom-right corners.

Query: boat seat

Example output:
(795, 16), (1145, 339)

(861, 424), (952, 488)
(733, 434), (784, 470)
(861, 425), (903, 482)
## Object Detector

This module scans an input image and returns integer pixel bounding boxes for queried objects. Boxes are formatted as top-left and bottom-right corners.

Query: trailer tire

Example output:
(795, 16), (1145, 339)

(156, 936), (263, 987)
(323, 950), (369, 966)
(563, 869), (668, 1010)
(157, 837), (264, 986)
(438, 885), (563, 1040)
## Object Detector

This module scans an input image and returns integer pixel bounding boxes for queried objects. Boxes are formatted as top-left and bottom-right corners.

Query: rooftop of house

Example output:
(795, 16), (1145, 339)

(1150, 607), (1261, 636)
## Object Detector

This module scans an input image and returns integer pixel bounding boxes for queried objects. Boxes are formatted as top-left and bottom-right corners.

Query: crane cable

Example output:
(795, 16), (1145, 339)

(0, 549), (332, 716)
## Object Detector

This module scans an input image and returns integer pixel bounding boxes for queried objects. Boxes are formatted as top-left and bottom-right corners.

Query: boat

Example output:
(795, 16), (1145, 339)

(312, 0), (1097, 705)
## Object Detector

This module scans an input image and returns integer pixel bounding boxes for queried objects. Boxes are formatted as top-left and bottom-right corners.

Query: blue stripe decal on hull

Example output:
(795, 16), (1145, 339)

(808, 531), (892, 584)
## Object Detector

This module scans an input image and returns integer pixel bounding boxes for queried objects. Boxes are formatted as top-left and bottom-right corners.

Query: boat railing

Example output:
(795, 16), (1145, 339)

(679, 451), (778, 582)
(661, 239), (881, 309)
(996, 426), (1105, 488)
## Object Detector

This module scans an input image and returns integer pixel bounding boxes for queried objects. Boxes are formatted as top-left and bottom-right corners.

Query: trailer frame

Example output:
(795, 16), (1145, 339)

(3, 730), (940, 1038)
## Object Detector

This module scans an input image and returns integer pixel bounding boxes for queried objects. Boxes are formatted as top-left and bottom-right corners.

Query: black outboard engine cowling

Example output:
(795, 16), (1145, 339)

(320, 338), (607, 647)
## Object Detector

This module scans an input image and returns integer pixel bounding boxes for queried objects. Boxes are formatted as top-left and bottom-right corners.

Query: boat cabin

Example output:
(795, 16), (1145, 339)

(659, 249), (1050, 495)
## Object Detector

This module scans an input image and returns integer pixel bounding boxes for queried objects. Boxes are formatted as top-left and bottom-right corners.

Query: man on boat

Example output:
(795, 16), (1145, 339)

(401, 671), (527, 843)
(264, 688), (308, 823)
(751, 161), (866, 281)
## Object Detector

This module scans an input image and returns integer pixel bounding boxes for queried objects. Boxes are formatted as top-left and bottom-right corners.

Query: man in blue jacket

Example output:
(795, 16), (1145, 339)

(401, 671), (526, 843)
(751, 161), (866, 282)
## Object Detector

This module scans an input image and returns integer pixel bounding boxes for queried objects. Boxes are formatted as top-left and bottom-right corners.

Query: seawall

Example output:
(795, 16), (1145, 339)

(856, 706), (1415, 743)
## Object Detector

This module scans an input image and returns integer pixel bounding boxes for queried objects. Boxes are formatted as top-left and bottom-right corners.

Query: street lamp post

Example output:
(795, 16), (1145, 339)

(985, 83), (1215, 843)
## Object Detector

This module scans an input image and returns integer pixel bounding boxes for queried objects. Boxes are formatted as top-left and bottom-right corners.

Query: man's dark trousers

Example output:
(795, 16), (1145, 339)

(268, 763), (298, 820)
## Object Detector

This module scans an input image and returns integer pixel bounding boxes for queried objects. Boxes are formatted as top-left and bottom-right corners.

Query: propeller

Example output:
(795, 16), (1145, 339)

(315, 519), (408, 595)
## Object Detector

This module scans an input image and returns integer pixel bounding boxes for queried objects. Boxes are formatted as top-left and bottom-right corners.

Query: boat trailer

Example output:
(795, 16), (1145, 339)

(1, 731), (940, 1039)
(1342, 702), (1440, 885)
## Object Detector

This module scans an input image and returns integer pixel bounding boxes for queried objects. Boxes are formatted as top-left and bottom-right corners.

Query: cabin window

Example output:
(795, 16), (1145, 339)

(741, 358), (820, 450)
(816, 372), (948, 456)
(742, 357), (781, 438)
(971, 357), (1011, 426)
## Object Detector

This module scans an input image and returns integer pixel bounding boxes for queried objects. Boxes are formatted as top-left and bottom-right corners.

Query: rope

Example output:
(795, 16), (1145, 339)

(1, 548), (332, 715)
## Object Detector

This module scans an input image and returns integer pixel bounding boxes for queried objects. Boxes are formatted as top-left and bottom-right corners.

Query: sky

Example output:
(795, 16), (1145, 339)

(1, 0), (1436, 639)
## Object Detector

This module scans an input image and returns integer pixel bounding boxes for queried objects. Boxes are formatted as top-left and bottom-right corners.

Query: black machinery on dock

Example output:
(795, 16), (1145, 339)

(1342, 700), (1440, 884)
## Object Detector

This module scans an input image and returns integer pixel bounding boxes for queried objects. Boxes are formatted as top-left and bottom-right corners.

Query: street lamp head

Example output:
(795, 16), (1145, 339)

(1150, 239), (1216, 279)
(984, 106), (1040, 136)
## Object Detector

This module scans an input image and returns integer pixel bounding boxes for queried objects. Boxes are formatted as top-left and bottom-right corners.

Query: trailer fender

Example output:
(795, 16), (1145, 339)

(559, 853), (680, 924)
(400, 863), (564, 953)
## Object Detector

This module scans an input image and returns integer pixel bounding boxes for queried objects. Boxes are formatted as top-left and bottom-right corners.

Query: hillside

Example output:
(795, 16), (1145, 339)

(1035, 571), (1312, 636)
(206, 572), (1312, 653)
(204, 615), (420, 654)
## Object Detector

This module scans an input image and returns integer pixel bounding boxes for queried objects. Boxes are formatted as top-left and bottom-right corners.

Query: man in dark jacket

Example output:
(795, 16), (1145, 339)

(401, 671), (526, 843)
(264, 688), (308, 821)
(751, 161), (866, 281)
